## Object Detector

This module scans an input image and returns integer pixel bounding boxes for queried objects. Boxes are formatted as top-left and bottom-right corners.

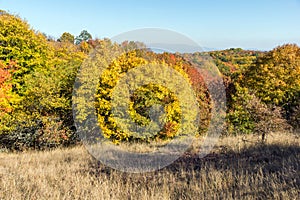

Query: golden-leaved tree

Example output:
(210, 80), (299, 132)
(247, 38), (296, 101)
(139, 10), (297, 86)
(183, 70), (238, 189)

(244, 44), (300, 106)
(244, 44), (300, 129)
(0, 10), (87, 149)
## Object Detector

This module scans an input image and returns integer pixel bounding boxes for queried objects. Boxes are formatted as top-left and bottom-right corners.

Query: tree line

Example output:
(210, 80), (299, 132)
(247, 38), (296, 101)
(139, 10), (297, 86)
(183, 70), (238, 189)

(0, 10), (299, 150)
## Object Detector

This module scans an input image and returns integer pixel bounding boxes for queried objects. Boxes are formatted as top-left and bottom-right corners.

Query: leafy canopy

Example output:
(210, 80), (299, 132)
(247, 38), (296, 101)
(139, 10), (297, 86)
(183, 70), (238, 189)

(244, 44), (300, 105)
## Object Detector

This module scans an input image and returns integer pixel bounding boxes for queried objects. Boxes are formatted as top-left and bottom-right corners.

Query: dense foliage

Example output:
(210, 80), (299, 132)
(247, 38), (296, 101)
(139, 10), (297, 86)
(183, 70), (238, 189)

(0, 10), (298, 150)
(0, 11), (87, 149)
(94, 50), (210, 143)
(243, 44), (300, 129)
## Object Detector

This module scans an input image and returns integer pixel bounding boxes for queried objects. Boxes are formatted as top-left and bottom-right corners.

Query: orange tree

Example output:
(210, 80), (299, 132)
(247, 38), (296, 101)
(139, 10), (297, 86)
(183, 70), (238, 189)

(0, 60), (18, 124)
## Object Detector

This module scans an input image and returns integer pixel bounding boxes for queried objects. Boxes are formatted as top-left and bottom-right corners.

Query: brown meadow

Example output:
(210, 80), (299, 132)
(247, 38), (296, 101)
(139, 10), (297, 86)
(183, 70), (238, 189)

(0, 132), (299, 200)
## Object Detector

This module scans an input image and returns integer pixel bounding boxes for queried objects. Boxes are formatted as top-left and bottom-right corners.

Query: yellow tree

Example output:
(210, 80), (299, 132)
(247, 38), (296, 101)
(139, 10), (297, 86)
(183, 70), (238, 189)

(0, 11), (87, 148)
(244, 44), (300, 106)
(243, 44), (300, 130)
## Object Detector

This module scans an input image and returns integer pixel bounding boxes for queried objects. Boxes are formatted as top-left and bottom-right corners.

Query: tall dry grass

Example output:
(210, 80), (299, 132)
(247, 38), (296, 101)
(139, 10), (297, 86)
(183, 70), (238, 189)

(0, 132), (299, 199)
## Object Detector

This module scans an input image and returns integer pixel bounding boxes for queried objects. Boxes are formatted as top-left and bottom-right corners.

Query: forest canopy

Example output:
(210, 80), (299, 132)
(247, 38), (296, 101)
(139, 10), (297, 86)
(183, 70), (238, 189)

(0, 10), (299, 150)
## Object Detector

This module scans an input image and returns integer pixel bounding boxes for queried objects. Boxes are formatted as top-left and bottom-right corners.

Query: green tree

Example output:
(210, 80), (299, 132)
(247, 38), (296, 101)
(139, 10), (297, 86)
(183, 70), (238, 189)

(15, 41), (86, 148)
(75, 30), (92, 45)
(58, 32), (75, 43)
(227, 83), (290, 139)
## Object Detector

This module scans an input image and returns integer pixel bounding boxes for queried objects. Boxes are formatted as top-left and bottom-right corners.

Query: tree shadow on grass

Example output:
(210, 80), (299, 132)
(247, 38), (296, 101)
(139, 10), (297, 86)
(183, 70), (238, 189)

(85, 142), (300, 199)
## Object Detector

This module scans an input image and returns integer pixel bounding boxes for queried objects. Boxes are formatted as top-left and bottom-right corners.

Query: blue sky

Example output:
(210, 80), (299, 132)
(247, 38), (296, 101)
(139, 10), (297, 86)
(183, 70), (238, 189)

(1, 0), (300, 50)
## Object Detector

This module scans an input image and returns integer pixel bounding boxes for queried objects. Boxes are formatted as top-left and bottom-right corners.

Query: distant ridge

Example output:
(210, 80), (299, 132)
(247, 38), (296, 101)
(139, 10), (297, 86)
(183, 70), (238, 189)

(146, 43), (266, 53)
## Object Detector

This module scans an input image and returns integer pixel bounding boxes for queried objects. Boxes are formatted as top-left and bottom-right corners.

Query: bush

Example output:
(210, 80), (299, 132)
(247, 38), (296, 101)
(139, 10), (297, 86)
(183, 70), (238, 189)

(288, 93), (300, 131)
(247, 95), (291, 142)
(0, 115), (80, 151)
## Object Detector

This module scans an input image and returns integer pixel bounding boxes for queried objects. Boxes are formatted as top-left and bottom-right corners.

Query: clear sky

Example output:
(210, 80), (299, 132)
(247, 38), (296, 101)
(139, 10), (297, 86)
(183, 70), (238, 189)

(1, 0), (300, 50)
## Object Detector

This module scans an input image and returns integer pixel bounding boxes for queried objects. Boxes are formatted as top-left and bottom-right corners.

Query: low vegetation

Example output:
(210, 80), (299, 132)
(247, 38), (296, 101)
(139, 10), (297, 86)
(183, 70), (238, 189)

(0, 132), (299, 199)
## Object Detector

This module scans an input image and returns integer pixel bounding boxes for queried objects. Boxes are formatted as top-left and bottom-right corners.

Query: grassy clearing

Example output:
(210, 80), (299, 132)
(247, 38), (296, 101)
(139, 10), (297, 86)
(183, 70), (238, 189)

(0, 132), (299, 200)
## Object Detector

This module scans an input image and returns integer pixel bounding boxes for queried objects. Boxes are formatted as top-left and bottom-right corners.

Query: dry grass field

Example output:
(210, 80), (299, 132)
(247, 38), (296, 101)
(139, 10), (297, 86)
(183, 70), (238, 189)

(0, 132), (299, 200)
